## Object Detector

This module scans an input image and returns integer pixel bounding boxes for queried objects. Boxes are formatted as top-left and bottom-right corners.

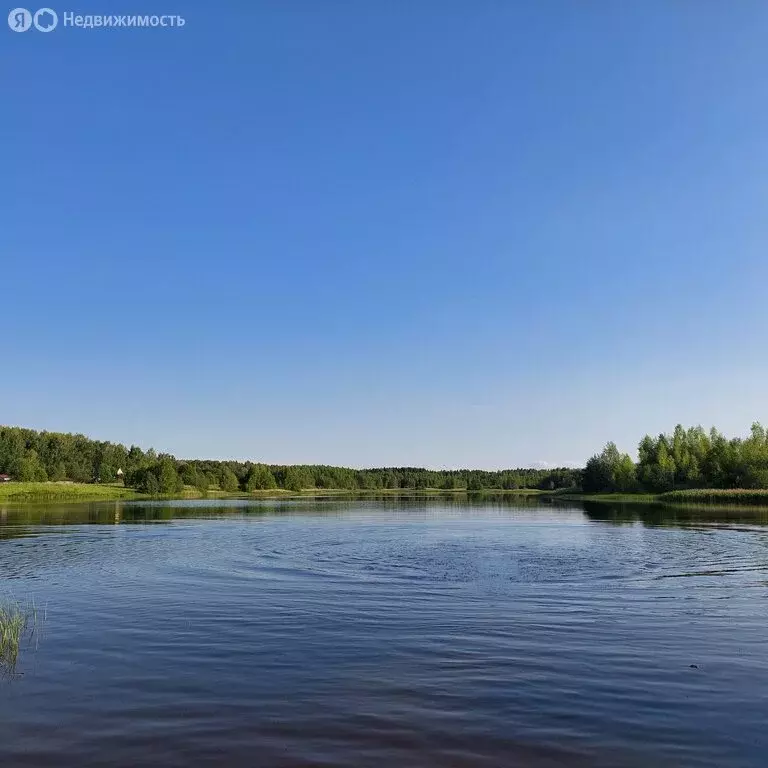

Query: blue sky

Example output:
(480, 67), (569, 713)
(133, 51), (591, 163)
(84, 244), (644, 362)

(3, 2), (767, 468)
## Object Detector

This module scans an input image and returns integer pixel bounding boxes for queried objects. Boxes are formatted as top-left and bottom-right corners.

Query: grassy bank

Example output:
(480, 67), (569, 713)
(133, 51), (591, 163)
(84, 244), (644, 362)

(0, 482), (139, 502)
(179, 487), (549, 500)
(659, 489), (768, 505)
(548, 491), (658, 503)
(6, 482), (767, 509)
(0, 483), (549, 505)
(547, 488), (768, 508)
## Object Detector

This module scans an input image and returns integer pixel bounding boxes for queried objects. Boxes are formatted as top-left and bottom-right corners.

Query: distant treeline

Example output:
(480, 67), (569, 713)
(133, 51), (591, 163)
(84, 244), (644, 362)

(584, 423), (768, 493)
(4, 422), (767, 497)
(0, 425), (578, 494)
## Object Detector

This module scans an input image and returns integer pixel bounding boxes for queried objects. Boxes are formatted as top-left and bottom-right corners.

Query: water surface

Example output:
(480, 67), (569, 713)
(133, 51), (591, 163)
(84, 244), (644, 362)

(1, 497), (767, 767)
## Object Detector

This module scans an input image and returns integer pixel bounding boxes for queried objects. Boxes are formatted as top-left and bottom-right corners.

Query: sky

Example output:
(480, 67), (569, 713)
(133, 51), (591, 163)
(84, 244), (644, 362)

(3, 1), (768, 469)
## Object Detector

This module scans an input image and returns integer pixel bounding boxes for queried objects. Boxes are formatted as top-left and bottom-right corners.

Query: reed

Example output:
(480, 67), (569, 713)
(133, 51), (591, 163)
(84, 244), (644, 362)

(660, 489), (768, 506)
(0, 599), (39, 672)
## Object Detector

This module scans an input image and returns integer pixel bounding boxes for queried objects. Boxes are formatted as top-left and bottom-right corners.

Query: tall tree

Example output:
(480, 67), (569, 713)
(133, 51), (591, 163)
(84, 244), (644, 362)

(17, 449), (48, 482)
(246, 464), (277, 491)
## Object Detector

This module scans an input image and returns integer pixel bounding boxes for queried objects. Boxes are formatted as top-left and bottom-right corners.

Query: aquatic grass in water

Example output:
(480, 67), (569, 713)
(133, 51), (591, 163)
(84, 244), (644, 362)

(0, 599), (40, 673)
(661, 488), (768, 506)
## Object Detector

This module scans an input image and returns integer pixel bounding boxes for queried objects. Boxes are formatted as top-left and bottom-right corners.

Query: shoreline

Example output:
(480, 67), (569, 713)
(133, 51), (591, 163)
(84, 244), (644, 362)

(0, 483), (547, 504)
(3, 482), (768, 512)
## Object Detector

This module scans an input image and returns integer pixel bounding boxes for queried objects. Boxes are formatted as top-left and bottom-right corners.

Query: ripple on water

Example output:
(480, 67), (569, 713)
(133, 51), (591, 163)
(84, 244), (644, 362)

(1, 500), (767, 767)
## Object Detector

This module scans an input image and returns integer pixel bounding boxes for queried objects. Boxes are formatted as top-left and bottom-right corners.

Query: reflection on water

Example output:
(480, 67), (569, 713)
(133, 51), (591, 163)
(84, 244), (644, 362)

(579, 499), (768, 527)
(1, 498), (767, 767)
(4, 493), (768, 534)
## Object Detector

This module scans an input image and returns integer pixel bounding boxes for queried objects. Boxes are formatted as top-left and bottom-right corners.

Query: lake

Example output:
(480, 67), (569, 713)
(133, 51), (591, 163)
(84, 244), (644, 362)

(1, 497), (767, 767)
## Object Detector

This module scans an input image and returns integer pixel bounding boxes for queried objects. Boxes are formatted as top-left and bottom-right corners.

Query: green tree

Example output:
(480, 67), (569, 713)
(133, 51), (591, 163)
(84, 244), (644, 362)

(583, 442), (635, 493)
(284, 466), (312, 492)
(219, 466), (239, 493)
(49, 461), (67, 481)
(144, 471), (161, 495)
(613, 454), (637, 492)
(158, 457), (182, 494)
(194, 470), (209, 496)
(17, 449), (49, 482)
(467, 474), (484, 491)
(246, 464), (277, 491)
(98, 463), (116, 483)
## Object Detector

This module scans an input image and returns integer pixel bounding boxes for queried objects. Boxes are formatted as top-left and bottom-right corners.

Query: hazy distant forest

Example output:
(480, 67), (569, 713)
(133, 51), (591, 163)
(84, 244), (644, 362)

(0, 425), (577, 494)
(0, 423), (767, 495)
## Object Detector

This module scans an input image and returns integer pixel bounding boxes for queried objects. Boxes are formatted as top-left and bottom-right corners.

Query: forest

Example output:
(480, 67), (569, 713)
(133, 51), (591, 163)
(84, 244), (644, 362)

(2, 422), (767, 497)
(583, 423), (768, 493)
(0, 425), (578, 494)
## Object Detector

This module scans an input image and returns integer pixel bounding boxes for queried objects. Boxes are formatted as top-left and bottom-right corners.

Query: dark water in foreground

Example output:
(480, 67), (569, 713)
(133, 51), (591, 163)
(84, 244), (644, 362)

(1, 497), (768, 767)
